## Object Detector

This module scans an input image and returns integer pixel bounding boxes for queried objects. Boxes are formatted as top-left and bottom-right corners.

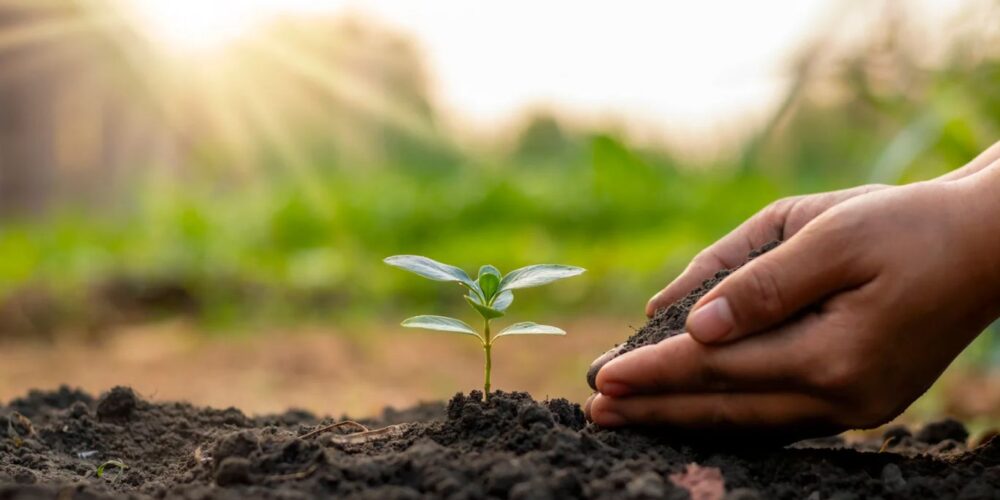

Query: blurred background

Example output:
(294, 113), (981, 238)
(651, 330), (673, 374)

(0, 0), (998, 430)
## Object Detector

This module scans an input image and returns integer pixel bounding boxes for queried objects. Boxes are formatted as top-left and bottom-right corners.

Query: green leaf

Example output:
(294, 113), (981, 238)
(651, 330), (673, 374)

(477, 273), (500, 302)
(494, 322), (566, 340)
(492, 290), (514, 311)
(498, 264), (585, 292)
(467, 280), (487, 302)
(478, 265), (501, 278)
(384, 255), (474, 288)
(465, 295), (504, 319)
(401, 315), (483, 341)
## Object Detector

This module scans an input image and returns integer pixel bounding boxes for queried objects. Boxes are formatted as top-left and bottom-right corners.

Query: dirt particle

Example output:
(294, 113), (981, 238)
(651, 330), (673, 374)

(487, 459), (529, 495)
(725, 488), (762, 500)
(518, 404), (554, 428)
(13, 467), (37, 484)
(881, 463), (906, 492)
(67, 401), (90, 420)
(958, 479), (993, 500)
(215, 457), (252, 486)
(916, 418), (969, 445)
(211, 431), (260, 466)
(509, 479), (555, 500)
(931, 439), (965, 454)
(626, 471), (668, 499)
(96, 386), (137, 422)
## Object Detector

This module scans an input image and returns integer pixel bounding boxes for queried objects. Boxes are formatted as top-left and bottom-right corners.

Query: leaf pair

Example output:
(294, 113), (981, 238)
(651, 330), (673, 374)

(385, 255), (584, 342)
(384, 255), (584, 321)
(400, 315), (565, 343)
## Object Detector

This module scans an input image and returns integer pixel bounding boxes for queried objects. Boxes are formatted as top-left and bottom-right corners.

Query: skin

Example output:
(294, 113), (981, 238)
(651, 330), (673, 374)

(585, 141), (1000, 435)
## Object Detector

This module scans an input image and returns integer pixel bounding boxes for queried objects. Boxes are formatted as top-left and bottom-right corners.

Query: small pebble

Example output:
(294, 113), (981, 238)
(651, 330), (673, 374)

(916, 418), (968, 445)
(215, 457), (252, 486)
(881, 463), (906, 492)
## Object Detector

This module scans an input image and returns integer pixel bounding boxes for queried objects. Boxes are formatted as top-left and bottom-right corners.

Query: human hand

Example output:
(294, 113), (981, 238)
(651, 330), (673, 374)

(586, 178), (1000, 435)
(643, 184), (888, 318)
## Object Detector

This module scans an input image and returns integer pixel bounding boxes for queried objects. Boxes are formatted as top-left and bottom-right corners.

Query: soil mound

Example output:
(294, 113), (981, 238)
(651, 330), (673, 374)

(588, 241), (781, 389)
(2, 386), (998, 499)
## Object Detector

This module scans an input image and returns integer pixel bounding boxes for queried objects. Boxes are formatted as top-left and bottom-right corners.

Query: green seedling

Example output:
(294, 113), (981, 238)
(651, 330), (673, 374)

(96, 459), (129, 481)
(385, 255), (584, 397)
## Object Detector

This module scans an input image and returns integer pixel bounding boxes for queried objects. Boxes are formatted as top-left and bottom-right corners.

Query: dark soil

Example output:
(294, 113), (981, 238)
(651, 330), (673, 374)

(2, 386), (999, 499)
(588, 240), (781, 390)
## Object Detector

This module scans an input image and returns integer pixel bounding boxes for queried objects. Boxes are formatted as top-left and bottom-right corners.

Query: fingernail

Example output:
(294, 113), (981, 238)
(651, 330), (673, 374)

(686, 297), (734, 342)
(598, 381), (631, 397)
(583, 393), (596, 420)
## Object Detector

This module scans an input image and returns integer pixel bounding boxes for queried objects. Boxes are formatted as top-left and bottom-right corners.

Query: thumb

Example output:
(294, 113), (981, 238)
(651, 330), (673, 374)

(685, 229), (863, 344)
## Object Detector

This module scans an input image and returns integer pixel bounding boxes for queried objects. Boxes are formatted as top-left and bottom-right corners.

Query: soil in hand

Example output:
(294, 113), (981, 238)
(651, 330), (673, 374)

(588, 240), (781, 390)
(2, 385), (999, 499)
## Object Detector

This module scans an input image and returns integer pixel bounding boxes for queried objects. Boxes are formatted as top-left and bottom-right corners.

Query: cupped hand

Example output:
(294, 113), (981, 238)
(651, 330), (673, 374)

(643, 184), (889, 317)
(586, 177), (1000, 434)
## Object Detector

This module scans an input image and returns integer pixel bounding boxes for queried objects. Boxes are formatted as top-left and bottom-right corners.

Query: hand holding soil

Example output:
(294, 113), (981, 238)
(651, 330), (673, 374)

(587, 141), (1000, 435)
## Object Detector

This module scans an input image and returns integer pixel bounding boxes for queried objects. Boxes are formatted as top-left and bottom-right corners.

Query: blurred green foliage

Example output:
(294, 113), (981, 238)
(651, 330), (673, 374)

(0, 8), (998, 350)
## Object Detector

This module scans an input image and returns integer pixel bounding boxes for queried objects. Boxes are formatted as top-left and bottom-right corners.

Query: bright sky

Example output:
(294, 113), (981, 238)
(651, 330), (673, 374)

(130, 0), (981, 146)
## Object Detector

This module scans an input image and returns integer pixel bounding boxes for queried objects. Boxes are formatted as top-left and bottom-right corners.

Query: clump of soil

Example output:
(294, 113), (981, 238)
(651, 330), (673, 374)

(2, 386), (999, 499)
(588, 241), (781, 389)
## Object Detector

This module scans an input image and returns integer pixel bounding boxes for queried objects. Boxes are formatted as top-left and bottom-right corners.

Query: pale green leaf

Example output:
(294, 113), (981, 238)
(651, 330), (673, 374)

(401, 315), (481, 341)
(492, 290), (514, 311)
(498, 264), (585, 292)
(494, 322), (566, 340)
(384, 255), (474, 287)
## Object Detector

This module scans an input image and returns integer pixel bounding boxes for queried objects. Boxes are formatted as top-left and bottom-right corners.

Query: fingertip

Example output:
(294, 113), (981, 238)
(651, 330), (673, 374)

(589, 395), (627, 427)
(583, 393), (596, 421)
(645, 291), (665, 317)
(594, 357), (633, 397)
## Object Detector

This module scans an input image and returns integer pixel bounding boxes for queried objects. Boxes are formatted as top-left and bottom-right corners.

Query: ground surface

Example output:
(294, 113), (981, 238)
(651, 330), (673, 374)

(1, 386), (998, 499)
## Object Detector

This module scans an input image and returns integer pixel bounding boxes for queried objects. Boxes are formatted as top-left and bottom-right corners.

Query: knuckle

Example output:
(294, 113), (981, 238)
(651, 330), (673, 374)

(738, 262), (786, 322)
(690, 249), (719, 272)
(816, 204), (866, 243)
(764, 196), (797, 216)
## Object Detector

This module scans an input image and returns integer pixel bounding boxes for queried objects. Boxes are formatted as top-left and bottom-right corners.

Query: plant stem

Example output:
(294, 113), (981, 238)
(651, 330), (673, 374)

(483, 319), (492, 399)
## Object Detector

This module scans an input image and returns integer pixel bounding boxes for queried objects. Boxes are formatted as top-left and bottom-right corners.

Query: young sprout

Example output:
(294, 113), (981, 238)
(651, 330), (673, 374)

(96, 459), (129, 481)
(384, 255), (584, 397)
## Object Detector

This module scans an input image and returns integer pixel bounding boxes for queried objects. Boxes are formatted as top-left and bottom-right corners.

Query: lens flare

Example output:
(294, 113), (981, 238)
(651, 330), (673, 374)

(125, 0), (270, 54)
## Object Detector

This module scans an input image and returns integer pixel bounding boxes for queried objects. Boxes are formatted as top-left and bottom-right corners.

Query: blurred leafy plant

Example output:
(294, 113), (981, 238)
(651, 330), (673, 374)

(385, 255), (584, 397)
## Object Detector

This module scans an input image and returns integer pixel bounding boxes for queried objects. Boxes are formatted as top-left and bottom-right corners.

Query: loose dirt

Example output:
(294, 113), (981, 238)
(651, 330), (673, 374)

(1, 386), (998, 499)
(587, 241), (781, 389)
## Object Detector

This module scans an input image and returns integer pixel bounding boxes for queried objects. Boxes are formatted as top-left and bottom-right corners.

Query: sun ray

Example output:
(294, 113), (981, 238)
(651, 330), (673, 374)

(244, 33), (448, 149)
(227, 71), (336, 215)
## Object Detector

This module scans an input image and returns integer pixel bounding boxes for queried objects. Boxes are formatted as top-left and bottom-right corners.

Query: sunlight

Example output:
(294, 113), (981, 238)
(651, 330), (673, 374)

(125, 0), (320, 54)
